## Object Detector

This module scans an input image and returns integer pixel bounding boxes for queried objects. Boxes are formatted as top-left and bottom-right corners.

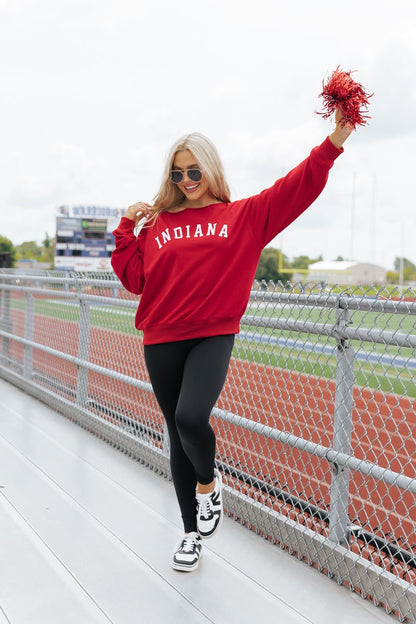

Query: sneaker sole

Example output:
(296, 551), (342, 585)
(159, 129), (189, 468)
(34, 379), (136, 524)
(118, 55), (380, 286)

(172, 552), (203, 572)
(171, 561), (199, 572)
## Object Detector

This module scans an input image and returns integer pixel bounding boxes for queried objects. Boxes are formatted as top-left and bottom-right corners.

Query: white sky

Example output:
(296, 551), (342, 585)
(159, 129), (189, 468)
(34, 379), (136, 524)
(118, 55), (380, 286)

(1, 0), (415, 270)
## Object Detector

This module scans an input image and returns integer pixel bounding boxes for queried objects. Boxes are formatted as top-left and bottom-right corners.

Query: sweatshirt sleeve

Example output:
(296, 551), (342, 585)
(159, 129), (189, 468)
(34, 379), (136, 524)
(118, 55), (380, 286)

(111, 217), (146, 295)
(247, 137), (343, 247)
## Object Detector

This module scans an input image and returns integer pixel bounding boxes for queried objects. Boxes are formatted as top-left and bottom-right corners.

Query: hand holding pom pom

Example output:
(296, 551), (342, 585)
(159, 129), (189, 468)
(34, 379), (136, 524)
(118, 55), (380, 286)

(317, 67), (373, 147)
(329, 107), (355, 149)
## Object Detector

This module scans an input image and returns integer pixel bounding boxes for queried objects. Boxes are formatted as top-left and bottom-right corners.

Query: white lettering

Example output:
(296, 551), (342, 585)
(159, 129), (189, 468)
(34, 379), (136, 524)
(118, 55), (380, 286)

(154, 222), (229, 249)
(161, 228), (171, 244)
(219, 224), (228, 238)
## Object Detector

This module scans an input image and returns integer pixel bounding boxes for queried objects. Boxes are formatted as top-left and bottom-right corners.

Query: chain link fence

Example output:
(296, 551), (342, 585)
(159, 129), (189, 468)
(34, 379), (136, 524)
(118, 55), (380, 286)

(1, 269), (415, 622)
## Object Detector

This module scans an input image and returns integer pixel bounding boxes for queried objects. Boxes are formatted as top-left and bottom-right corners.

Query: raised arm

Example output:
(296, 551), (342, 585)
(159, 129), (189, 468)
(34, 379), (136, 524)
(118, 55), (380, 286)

(248, 108), (353, 247)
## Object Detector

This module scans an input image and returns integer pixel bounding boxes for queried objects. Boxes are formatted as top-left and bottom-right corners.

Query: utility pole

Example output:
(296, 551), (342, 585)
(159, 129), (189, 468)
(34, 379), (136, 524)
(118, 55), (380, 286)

(399, 223), (404, 288)
(350, 172), (356, 261)
(370, 174), (377, 264)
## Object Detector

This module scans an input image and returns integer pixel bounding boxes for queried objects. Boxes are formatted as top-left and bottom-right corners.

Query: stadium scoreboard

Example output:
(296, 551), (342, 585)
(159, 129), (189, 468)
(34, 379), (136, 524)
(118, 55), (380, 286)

(54, 205), (125, 271)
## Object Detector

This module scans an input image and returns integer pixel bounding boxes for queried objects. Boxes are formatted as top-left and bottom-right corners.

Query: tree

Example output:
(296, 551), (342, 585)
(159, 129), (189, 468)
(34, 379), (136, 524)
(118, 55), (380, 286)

(255, 248), (293, 282)
(42, 233), (51, 250)
(386, 271), (398, 284)
(15, 241), (42, 260)
(41, 233), (54, 264)
(393, 257), (416, 282)
(291, 254), (323, 271)
(393, 257), (416, 272)
(0, 235), (16, 267)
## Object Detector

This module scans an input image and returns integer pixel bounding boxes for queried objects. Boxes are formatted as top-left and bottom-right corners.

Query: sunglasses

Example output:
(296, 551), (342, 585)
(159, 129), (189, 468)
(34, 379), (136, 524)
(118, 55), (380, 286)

(170, 168), (203, 184)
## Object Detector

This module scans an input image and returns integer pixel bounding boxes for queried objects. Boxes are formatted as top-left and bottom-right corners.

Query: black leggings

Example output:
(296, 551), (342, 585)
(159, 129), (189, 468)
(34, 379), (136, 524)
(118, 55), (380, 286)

(144, 334), (235, 533)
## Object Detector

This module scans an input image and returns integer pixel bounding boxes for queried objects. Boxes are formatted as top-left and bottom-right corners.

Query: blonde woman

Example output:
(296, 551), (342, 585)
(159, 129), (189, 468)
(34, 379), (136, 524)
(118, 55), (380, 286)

(111, 110), (353, 571)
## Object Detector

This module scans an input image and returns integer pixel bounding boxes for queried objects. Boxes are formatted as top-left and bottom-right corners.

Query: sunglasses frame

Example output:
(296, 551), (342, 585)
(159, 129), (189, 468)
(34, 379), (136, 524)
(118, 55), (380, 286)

(170, 168), (203, 184)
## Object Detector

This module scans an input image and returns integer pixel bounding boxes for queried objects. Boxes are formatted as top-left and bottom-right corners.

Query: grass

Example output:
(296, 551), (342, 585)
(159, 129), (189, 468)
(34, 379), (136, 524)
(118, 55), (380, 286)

(233, 342), (415, 398)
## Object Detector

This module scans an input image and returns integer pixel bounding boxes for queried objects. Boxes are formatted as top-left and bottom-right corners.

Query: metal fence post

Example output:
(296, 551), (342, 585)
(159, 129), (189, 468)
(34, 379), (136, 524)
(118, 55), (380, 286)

(162, 423), (171, 457)
(24, 293), (34, 379)
(0, 280), (11, 360)
(76, 299), (91, 408)
(329, 303), (355, 545)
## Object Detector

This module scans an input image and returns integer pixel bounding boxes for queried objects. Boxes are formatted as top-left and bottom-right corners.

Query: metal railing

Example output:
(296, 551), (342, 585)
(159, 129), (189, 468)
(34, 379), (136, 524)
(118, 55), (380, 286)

(1, 269), (415, 622)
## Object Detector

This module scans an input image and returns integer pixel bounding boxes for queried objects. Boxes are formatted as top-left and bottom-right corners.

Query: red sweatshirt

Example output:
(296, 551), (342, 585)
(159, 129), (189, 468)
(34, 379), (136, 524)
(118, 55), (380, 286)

(111, 137), (342, 344)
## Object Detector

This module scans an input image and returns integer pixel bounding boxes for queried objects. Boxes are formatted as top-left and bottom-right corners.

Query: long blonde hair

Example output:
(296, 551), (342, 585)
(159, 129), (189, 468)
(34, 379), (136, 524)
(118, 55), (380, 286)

(147, 133), (230, 223)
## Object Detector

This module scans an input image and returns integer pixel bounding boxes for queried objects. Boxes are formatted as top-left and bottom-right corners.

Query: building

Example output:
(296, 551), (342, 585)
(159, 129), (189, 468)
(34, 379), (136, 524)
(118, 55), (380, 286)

(54, 206), (124, 271)
(16, 259), (51, 270)
(307, 261), (386, 285)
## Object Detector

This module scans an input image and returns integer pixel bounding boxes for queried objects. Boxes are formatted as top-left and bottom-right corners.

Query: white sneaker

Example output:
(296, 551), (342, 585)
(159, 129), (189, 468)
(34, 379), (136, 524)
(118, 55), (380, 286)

(172, 532), (202, 572)
(196, 468), (223, 539)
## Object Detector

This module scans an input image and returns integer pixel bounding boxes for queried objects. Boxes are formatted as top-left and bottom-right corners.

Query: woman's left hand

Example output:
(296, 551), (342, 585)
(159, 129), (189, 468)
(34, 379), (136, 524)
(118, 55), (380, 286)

(329, 108), (354, 149)
(125, 202), (154, 228)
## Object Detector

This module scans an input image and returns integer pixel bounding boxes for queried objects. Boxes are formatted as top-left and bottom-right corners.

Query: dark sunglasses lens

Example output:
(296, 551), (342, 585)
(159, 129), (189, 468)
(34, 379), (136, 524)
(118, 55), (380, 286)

(188, 169), (202, 182)
(170, 170), (183, 184)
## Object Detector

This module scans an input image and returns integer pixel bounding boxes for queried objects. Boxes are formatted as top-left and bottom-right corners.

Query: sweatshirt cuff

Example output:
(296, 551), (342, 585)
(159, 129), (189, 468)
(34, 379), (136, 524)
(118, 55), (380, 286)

(323, 135), (344, 157)
(112, 216), (136, 237)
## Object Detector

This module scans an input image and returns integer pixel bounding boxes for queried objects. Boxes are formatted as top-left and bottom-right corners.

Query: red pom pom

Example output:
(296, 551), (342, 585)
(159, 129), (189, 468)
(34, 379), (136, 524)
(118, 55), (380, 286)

(317, 67), (373, 128)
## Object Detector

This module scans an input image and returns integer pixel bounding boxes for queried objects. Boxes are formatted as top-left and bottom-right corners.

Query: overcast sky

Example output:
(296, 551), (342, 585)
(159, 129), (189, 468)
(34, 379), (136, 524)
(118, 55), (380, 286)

(1, 0), (415, 270)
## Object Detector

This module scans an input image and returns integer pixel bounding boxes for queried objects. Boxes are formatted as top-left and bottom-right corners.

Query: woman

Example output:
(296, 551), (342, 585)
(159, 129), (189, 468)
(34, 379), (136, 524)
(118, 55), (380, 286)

(111, 109), (353, 572)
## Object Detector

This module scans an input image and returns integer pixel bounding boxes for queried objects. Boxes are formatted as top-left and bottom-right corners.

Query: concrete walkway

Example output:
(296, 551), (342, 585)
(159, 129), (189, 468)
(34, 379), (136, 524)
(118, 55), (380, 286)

(0, 378), (396, 624)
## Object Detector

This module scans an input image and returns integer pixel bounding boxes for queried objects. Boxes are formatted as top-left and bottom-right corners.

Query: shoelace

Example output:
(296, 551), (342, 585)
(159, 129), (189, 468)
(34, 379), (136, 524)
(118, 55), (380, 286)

(181, 535), (199, 552)
(198, 497), (213, 520)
